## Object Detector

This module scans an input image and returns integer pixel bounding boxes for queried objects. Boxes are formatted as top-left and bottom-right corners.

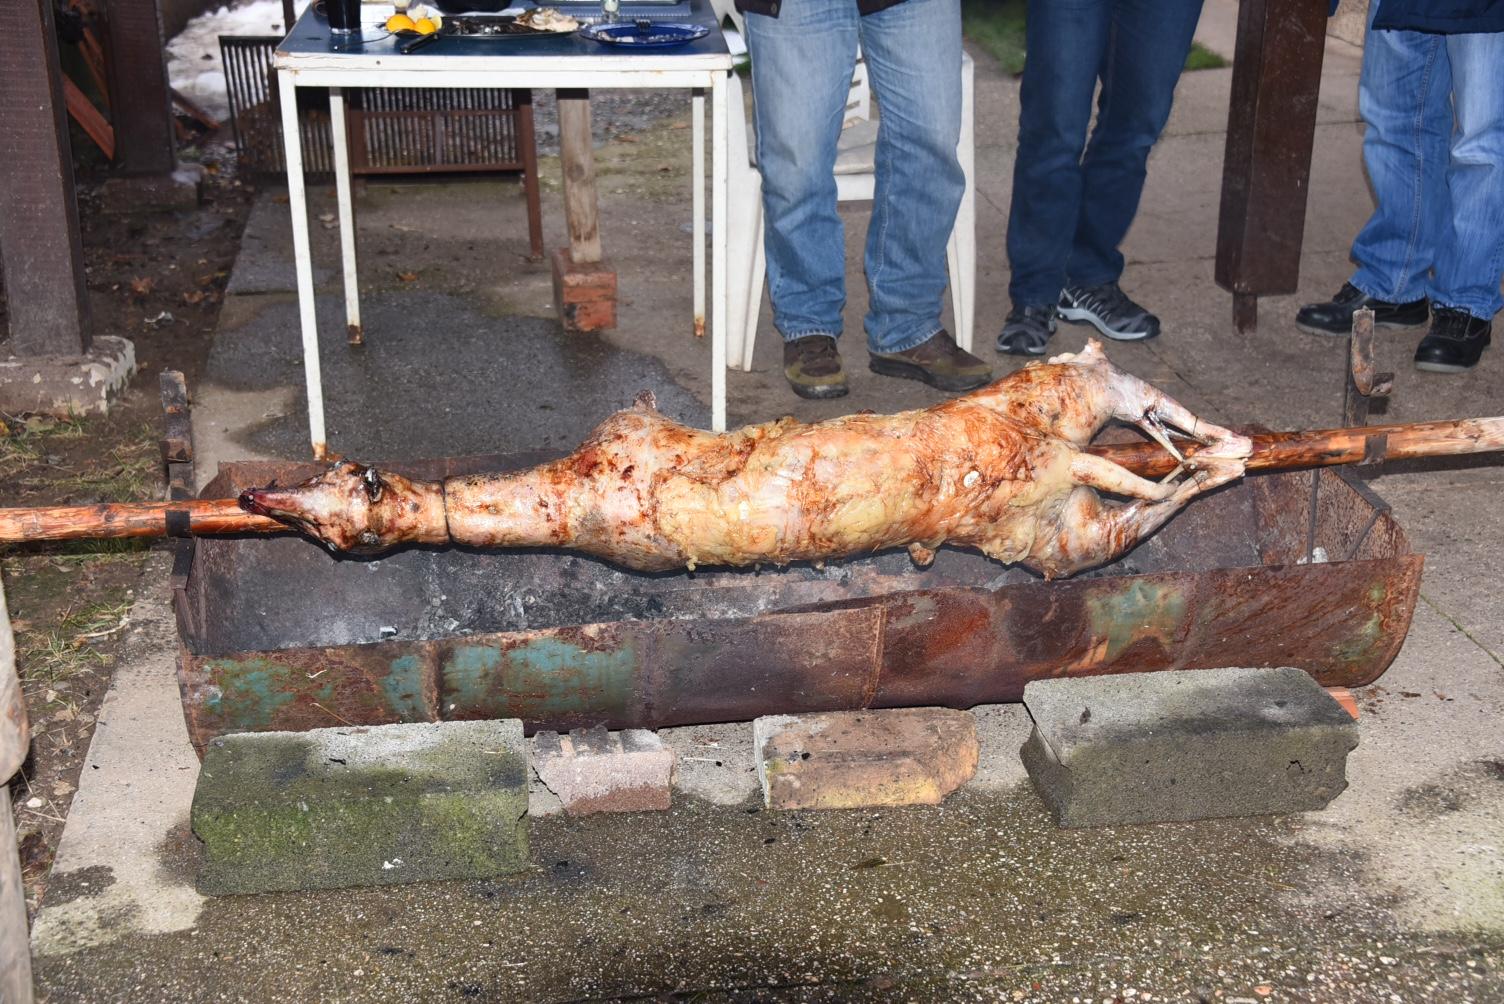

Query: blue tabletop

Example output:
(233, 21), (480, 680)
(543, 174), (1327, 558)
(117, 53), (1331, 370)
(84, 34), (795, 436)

(279, 0), (731, 60)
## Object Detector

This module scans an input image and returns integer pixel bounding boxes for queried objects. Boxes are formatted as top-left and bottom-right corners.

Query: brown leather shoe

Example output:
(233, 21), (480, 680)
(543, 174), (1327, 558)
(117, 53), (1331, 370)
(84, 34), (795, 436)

(868, 330), (993, 392)
(783, 335), (849, 399)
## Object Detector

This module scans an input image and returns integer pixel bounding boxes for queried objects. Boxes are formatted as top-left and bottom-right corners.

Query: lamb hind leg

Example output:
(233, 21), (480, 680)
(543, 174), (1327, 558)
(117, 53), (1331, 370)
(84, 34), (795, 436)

(1043, 341), (1251, 463)
(1025, 457), (1245, 578)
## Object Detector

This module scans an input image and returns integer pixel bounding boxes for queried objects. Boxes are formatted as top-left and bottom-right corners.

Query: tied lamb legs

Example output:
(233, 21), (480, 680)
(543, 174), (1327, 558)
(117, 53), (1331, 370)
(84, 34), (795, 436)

(240, 340), (1251, 579)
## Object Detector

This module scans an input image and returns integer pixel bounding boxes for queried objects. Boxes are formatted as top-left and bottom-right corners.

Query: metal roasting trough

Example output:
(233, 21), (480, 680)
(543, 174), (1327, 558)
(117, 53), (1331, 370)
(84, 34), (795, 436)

(173, 453), (1420, 755)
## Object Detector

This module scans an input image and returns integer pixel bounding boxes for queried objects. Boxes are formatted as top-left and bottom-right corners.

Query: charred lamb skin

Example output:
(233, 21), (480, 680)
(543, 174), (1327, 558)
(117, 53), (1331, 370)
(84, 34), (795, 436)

(240, 340), (1251, 579)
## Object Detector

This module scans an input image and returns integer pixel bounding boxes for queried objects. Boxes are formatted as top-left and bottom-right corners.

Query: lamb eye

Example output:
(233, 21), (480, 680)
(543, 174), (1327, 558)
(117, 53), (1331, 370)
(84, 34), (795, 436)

(362, 467), (383, 503)
(358, 530), (380, 548)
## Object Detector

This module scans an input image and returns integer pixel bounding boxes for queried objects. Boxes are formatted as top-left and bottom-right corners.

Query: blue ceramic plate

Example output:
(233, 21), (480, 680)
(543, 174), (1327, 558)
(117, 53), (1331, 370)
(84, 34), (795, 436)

(579, 21), (709, 47)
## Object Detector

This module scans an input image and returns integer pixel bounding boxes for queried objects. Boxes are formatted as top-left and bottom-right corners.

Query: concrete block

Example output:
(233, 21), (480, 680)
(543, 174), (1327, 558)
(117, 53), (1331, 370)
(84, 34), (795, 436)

(0, 335), (136, 417)
(754, 708), (978, 811)
(192, 720), (528, 895)
(532, 726), (675, 816)
(551, 247), (617, 332)
(1020, 667), (1359, 828)
(98, 165), (205, 214)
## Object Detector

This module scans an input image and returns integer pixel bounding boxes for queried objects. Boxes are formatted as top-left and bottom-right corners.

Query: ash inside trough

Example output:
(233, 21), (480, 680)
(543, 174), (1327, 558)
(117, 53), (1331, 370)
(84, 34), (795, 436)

(183, 473), (1263, 656)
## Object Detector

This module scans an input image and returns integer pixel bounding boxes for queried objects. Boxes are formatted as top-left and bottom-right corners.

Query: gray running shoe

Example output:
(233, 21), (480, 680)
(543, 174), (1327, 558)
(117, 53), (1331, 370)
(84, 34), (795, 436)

(1058, 281), (1160, 341)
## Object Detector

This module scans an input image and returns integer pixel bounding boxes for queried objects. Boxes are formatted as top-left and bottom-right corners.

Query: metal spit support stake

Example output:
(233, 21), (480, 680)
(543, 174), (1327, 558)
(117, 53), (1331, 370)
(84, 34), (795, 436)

(1343, 307), (1394, 452)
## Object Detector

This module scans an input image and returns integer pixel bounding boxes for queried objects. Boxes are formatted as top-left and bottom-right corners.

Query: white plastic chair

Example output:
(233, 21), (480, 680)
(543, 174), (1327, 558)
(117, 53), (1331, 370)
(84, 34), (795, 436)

(716, 8), (977, 371)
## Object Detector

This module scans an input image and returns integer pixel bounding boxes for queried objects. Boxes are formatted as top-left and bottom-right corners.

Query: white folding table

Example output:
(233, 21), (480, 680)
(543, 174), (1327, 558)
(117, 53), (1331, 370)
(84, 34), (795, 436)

(274, 4), (735, 457)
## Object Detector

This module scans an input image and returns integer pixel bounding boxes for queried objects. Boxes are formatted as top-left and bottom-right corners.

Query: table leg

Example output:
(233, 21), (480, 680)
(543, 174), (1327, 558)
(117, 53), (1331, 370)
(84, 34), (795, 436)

(692, 88), (705, 340)
(711, 72), (728, 433)
(279, 69), (328, 459)
(328, 86), (363, 345)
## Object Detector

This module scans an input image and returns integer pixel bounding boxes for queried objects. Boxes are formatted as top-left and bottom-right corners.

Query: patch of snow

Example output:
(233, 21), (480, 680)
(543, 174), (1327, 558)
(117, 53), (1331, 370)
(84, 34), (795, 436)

(166, 0), (313, 120)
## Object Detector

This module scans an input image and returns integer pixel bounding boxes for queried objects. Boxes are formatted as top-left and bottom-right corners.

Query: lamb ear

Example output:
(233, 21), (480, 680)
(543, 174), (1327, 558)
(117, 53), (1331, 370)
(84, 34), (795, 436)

(633, 389), (659, 412)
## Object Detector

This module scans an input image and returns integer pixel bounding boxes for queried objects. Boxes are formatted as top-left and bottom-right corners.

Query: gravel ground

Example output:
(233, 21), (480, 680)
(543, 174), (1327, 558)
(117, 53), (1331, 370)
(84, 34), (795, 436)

(529, 88), (694, 156)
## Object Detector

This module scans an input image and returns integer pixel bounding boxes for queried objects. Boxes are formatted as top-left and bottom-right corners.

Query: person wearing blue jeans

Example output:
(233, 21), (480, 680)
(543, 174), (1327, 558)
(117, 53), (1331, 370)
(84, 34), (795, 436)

(1296, 1), (1504, 373)
(739, 0), (992, 399)
(997, 0), (1205, 357)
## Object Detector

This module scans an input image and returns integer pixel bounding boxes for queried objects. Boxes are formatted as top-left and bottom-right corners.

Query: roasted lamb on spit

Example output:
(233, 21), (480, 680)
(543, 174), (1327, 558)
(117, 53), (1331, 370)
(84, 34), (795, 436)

(238, 340), (1252, 578)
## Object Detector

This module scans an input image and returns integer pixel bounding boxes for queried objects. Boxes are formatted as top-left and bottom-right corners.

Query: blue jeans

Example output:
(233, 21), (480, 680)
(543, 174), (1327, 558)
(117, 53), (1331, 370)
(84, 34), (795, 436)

(1349, 20), (1504, 321)
(1006, 0), (1203, 308)
(745, 0), (964, 352)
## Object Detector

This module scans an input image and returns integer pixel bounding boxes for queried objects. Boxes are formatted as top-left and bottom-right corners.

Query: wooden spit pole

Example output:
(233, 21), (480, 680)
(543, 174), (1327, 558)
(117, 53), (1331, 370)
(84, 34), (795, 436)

(0, 416), (1500, 545)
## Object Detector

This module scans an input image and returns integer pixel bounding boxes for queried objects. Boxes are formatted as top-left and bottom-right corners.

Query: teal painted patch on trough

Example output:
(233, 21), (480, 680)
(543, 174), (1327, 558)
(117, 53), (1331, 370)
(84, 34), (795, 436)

(203, 657), (297, 729)
(383, 653), (431, 722)
(443, 635), (637, 720)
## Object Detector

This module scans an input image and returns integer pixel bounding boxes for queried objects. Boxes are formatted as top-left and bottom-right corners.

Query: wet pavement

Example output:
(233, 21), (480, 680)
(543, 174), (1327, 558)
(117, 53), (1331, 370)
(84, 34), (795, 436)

(35, 785), (1504, 1002)
(26, 1), (1504, 999)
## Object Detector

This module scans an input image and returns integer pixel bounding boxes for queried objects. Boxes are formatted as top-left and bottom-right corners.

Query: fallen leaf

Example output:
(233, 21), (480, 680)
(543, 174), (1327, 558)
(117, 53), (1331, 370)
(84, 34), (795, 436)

(181, 290), (206, 305)
(129, 276), (155, 299)
(51, 780), (75, 797)
(1254, 986), (1273, 997)
(397, 271), (418, 282)
(1400, 691), (1421, 698)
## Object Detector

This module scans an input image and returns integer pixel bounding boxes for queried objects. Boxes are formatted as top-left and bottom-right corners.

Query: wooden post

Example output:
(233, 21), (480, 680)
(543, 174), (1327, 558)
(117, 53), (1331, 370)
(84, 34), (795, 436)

(102, 0), (177, 175)
(0, 0), (92, 356)
(1, 579), (35, 1004)
(1214, 0), (1328, 333)
(556, 89), (602, 264)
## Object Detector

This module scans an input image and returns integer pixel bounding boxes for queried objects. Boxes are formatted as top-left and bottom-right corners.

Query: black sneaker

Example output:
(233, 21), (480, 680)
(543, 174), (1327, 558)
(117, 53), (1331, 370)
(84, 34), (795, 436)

(1414, 307), (1491, 373)
(1296, 281), (1429, 336)
(996, 304), (1057, 357)
(783, 335), (849, 399)
(1057, 281), (1159, 341)
(868, 330), (993, 392)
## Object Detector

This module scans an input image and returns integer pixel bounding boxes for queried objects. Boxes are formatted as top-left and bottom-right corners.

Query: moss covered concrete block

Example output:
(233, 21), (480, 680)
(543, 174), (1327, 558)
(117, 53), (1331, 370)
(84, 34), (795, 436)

(192, 720), (528, 895)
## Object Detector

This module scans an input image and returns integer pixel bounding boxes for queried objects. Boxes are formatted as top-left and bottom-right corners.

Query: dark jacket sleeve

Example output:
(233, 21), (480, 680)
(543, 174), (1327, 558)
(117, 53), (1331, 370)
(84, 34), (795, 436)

(1371, 0), (1504, 34)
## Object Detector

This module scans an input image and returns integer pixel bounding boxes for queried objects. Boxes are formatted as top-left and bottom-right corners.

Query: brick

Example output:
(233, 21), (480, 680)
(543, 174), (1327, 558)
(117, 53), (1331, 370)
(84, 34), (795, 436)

(192, 720), (528, 895)
(532, 726), (674, 816)
(754, 708), (978, 811)
(1020, 667), (1359, 828)
(550, 247), (617, 332)
(0, 335), (135, 417)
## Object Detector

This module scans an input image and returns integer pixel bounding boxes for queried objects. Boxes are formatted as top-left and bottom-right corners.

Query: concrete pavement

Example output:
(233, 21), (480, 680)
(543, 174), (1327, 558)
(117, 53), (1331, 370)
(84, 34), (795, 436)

(27, 3), (1504, 999)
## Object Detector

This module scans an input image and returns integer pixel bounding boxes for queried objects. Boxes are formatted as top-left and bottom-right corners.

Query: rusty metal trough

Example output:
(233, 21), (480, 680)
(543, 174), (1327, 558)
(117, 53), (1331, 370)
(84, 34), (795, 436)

(174, 456), (1421, 755)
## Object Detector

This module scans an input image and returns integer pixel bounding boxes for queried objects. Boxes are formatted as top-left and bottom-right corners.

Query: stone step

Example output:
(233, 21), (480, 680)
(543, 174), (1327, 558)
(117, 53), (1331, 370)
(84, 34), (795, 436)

(532, 726), (675, 815)
(1020, 667), (1359, 828)
(753, 708), (978, 811)
(192, 720), (528, 894)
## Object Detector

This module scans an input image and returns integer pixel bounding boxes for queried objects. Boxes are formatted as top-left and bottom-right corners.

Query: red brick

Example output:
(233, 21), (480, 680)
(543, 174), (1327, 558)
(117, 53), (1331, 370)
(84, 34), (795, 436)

(754, 708), (978, 811)
(550, 247), (617, 332)
(532, 727), (674, 816)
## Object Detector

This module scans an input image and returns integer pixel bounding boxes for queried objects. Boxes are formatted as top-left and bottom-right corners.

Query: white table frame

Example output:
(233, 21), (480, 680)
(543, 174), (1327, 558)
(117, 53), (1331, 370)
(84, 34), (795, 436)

(274, 39), (734, 458)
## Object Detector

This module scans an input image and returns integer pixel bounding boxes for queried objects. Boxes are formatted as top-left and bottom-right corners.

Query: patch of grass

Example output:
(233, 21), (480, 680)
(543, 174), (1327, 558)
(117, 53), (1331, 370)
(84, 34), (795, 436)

(962, 0), (1028, 76)
(14, 593), (133, 691)
(1184, 42), (1228, 71)
(0, 414), (158, 505)
(962, 1), (1227, 75)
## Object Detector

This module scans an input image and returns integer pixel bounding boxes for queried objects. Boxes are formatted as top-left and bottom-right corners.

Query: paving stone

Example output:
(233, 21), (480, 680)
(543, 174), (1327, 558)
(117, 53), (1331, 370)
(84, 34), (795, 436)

(1020, 667), (1359, 828)
(532, 726), (675, 816)
(192, 720), (528, 894)
(754, 708), (978, 811)
(0, 335), (136, 417)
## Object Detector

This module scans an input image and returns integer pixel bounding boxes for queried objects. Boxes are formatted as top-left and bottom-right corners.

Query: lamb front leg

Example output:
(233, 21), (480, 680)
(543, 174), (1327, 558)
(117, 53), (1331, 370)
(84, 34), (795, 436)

(1024, 455), (1245, 579)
